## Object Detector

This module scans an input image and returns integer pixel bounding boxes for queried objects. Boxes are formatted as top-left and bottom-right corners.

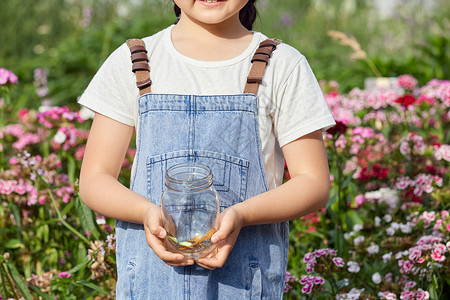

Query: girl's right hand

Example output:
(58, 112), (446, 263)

(142, 203), (195, 267)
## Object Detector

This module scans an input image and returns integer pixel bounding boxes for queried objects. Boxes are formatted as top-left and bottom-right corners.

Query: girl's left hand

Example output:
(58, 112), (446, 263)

(195, 205), (244, 270)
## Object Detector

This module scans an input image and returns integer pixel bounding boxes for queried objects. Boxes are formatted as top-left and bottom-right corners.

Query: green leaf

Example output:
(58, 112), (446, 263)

(60, 199), (75, 216)
(74, 195), (100, 239)
(428, 284), (439, 300)
(4, 239), (24, 249)
(76, 280), (111, 296)
(326, 194), (337, 210)
(5, 261), (33, 300)
(67, 155), (76, 183)
(9, 203), (22, 236)
(66, 257), (90, 274)
(341, 171), (356, 189)
(345, 210), (363, 228)
(30, 285), (54, 300)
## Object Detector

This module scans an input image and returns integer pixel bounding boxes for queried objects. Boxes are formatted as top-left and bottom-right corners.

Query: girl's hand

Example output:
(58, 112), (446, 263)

(195, 205), (244, 270)
(142, 203), (194, 267)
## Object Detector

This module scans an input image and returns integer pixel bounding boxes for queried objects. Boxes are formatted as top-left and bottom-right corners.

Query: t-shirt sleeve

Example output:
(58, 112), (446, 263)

(77, 43), (138, 126)
(273, 55), (335, 147)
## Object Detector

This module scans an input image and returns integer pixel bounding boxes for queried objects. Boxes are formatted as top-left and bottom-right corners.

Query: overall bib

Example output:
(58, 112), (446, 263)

(115, 39), (288, 299)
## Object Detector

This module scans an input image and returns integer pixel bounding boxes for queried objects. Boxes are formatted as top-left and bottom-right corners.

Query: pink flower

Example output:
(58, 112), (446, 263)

(58, 271), (72, 278)
(397, 75), (418, 90)
(396, 177), (412, 190)
(400, 291), (415, 300)
(38, 196), (46, 205)
(421, 211), (436, 226)
(399, 142), (411, 155)
(431, 244), (446, 262)
(404, 281), (416, 290)
(0, 180), (16, 195)
(14, 184), (26, 195)
(354, 194), (366, 207)
(434, 144), (450, 161)
(303, 252), (314, 263)
(0, 68), (18, 85)
(301, 282), (313, 294)
(398, 259), (413, 273)
(416, 289), (430, 299)
(379, 291), (397, 300)
(335, 135), (346, 148)
(332, 257), (345, 267)
(408, 247), (422, 262)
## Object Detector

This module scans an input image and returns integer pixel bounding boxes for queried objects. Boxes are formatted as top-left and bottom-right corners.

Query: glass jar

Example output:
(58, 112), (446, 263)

(161, 162), (219, 259)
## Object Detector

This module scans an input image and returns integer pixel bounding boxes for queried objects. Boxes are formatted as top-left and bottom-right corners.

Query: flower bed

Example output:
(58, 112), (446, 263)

(0, 70), (449, 299)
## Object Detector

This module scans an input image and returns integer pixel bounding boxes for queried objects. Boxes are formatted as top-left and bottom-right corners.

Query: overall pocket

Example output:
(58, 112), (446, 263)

(146, 149), (249, 209)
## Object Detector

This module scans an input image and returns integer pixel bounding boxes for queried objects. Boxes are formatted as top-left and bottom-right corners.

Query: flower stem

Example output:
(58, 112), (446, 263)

(364, 58), (383, 78)
(48, 190), (90, 245)
(0, 262), (18, 300)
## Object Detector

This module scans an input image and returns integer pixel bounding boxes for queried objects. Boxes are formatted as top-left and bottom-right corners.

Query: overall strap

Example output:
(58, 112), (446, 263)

(244, 38), (281, 95)
(126, 39), (152, 95)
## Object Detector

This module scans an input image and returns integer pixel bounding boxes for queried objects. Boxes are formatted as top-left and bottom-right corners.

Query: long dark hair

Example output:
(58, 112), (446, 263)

(173, 0), (258, 30)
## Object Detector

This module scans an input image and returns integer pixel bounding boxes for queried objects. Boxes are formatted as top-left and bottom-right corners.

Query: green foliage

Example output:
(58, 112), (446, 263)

(1, 0), (450, 107)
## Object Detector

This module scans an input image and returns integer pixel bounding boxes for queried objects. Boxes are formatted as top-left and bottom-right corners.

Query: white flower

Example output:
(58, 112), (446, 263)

(79, 106), (95, 120)
(53, 130), (67, 144)
(344, 232), (354, 240)
(38, 104), (53, 113)
(353, 236), (365, 246)
(372, 272), (382, 284)
(353, 224), (363, 232)
(382, 252), (392, 262)
(367, 243), (380, 254)
(347, 261), (360, 273)
(375, 216), (381, 227)
(391, 222), (400, 230)
(400, 223), (412, 234)
(386, 227), (395, 236)
(96, 218), (106, 225)
(395, 251), (406, 259)
(337, 288), (364, 300)
(383, 214), (392, 222)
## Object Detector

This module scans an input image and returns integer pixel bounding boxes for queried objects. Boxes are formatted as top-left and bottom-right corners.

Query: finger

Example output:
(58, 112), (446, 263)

(211, 222), (234, 243)
(196, 243), (233, 269)
(149, 225), (166, 239)
(144, 226), (193, 265)
(195, 260), (215, 270)
(195, 250), (217, 270)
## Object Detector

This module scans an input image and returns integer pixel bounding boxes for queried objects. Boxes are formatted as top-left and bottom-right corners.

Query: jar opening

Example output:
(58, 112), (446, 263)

(165, 162), (213, 192)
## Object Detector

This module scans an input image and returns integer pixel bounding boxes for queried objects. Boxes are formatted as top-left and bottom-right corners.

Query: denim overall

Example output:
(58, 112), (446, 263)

(115, 39), (288, 299)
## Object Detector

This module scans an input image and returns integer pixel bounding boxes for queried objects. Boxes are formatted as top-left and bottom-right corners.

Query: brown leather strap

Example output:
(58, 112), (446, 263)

(131, 52), (149, 63)
(127, 39), (151, 95)
(244, 38), (281, 95)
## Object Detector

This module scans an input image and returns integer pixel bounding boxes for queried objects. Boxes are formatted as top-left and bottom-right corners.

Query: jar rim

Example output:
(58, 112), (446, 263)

(165, 162), (213, 186)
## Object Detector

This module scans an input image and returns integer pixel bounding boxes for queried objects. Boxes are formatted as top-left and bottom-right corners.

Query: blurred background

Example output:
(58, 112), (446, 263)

(0, 0), (449, 107)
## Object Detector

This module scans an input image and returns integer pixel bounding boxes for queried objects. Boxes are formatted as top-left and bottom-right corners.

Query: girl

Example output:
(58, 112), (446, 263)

(79, 0), (335, 299)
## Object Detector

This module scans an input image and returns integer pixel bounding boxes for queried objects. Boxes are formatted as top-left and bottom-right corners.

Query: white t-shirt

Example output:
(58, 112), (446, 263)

(78, 25), (335, 190)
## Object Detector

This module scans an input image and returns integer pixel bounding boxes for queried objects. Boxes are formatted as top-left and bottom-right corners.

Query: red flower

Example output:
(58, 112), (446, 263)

(358, 167), (371, 182)
(425, 165), (437, 175)
(372, 164), (389, 179)
(394, 94), (416, 108)
(404, 187), (424, 203)
(327, 121), (347, 135)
